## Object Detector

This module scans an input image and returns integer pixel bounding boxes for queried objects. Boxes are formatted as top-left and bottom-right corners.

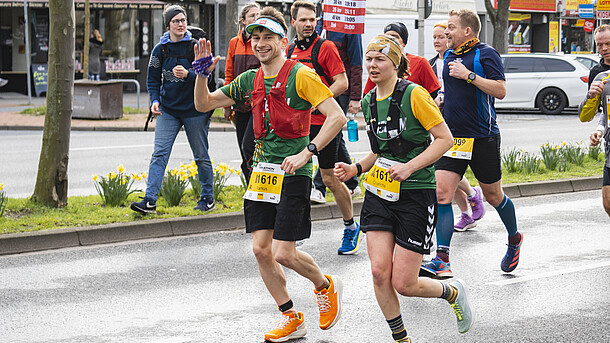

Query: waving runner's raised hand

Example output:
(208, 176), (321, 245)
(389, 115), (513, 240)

(193, 38), (220, 77)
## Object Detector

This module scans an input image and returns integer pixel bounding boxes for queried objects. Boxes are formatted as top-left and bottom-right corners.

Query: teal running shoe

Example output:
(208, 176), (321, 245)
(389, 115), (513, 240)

(448, 278), (475, 334)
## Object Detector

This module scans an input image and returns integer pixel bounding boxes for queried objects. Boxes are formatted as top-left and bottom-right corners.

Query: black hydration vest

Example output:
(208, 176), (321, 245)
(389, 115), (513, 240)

(286, 38), (332, 86)
(367, 79), (431, 155)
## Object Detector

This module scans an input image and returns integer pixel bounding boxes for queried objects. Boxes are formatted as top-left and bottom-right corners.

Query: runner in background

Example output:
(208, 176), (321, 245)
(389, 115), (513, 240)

(362, 22), (440, 98)
(420, 9), (523, 279)
(287, 1), (361, 255)
(428, 20), (485, 231)
(223, 2), (261, 182)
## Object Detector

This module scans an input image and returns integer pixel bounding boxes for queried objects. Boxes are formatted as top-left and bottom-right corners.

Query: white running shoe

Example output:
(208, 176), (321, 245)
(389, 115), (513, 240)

(310, 188), (326, 204)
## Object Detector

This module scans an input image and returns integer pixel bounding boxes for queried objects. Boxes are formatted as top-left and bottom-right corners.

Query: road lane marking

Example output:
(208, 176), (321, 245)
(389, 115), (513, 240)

(70, 142), (188, 152)
(489, 260), (610, 286)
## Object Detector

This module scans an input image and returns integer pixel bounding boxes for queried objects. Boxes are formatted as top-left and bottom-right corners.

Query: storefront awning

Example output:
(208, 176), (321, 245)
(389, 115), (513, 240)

(0, 0), (165, 9)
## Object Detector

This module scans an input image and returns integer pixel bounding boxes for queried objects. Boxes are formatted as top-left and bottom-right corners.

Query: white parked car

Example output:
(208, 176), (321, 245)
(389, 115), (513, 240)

(569, 53), (600, 69)
(496, 54), (590, 114)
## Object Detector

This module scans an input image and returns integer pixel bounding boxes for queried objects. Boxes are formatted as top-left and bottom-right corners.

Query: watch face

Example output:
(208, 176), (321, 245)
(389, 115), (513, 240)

(469, 72), (476, 80)
(308, 143), (317, 154)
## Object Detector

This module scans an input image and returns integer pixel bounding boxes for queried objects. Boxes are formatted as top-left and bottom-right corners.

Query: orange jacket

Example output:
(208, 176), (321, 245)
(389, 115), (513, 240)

(225, 30), (260, 112)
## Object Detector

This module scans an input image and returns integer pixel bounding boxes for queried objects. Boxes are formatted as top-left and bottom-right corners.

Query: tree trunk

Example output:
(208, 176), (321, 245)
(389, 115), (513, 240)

(485, 0), (511, 54)
(31, 0), (75, 208)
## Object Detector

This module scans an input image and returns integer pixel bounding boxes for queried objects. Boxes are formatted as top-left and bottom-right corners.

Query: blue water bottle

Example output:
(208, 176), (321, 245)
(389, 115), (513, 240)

(347, 113), (358, 142)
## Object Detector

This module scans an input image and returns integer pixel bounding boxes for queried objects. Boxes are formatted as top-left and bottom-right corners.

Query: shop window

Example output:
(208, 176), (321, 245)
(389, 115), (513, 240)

(508, 14), (532, 53)
(75, 9), (140, 74)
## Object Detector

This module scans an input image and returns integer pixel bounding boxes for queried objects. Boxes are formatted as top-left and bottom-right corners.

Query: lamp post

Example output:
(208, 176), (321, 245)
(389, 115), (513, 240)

(23, 0), (32, 104)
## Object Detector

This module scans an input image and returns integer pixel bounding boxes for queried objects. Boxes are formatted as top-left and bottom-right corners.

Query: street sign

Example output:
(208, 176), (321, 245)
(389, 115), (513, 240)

(578, 3), (594, 18)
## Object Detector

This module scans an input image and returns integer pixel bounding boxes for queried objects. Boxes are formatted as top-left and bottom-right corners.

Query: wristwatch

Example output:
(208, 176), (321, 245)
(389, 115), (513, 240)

(307, 143), (319, 156)
(467, 72), (476, 83)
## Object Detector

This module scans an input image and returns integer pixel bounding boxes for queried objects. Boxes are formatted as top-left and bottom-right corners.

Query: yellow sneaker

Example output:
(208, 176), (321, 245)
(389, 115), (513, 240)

(264, 311), (307, 342)
(315, 274), (343, 330)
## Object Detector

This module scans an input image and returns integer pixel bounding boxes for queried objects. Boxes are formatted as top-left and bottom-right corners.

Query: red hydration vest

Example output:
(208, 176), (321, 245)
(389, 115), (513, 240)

(251, 59), (311, 139)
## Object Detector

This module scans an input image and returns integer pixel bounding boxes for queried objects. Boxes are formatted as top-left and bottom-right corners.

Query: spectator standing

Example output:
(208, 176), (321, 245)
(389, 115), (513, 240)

(420, 9), (522, 279)
(88, 29), (103, 81)
(193, 7), (345, 341)
(131, 4), (215, 214)
(287, 1), (361, 255)
(428, 21), (485, 231)
(577, 24), (610, 217)
(224, 2), (261, 181)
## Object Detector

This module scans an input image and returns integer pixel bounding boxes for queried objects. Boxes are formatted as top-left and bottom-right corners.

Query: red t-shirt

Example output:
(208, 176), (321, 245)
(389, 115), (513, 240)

(286, 36), (345, 125)
(363, 53), (441, 96)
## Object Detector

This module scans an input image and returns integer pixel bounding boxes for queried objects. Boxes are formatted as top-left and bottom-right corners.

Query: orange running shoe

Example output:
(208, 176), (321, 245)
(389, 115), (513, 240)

(315, 274), (343, 330)
(264, 311), (307, 342)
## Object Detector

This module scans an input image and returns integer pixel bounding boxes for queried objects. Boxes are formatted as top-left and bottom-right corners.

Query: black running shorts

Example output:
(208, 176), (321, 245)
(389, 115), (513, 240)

(435, 135), (502, 184)
(310, 124), (340, 169)
(244, 175), (312, 241)
(603, 165), (609, 187)
(360, 188), (437, 255)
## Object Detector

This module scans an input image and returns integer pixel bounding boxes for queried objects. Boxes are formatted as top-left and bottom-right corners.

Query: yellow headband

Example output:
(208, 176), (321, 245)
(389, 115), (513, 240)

(366, 34), (403, 67)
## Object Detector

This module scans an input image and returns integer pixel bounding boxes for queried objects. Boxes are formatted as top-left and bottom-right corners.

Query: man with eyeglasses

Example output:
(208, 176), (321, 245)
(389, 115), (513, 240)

(131, 4), (215, 214)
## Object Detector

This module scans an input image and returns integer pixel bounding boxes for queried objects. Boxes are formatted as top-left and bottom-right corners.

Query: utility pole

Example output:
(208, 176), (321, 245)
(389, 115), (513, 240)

(418, 0), (425, 56)
(83, 0), (90, 79)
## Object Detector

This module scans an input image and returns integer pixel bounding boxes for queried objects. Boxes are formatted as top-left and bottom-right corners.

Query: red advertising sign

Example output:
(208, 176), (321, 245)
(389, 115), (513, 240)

(598, 10), (610, 18)
(494, 0), (556, 12)
(583, 19), (595, 32)
(322, 0), (366, 34)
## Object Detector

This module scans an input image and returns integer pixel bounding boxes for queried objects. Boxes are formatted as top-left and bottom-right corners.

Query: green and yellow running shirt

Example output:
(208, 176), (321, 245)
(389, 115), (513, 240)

(220, 63), (333, 178)
(362, 84), (444, 189)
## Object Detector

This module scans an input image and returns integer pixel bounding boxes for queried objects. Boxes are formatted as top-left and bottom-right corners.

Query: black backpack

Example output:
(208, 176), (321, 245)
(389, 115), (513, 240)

(286, 38), (332, 85)
(159, 26), (207, 66)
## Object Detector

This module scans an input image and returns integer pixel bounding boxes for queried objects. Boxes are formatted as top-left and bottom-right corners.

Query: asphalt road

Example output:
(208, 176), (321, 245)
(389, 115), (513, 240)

(1, 190), (608, 343)
(0, 113), (600, 198)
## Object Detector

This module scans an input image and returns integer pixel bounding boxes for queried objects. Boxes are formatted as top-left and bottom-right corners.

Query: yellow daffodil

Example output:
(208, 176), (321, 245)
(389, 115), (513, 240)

(92, 175), (98, 181)
(0, 183), (3, 191)
(117, 164), (126, 173)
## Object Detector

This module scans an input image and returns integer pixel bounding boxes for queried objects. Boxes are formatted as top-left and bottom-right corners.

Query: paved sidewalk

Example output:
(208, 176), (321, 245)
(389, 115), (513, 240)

(0, 91), (238, 132)
(0, 91), (368, 132)
(0, 90), (604, 256)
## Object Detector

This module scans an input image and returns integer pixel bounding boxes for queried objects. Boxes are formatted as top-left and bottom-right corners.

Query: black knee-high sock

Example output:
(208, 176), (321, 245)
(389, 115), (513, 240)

(440, 282), (458, 303)
(387, 314), (408, 341)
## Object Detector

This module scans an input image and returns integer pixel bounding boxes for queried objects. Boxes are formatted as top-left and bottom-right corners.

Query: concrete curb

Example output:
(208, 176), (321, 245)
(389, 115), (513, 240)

(0, 176), (602, 256)
(0, 125), (237, 132)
